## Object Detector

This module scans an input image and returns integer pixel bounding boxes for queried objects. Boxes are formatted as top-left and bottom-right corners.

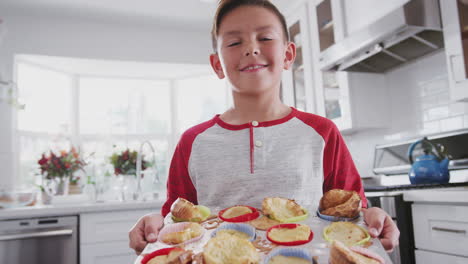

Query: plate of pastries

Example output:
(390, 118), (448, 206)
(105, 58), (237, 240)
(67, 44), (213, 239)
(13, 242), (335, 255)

(136, 190), (391, 264)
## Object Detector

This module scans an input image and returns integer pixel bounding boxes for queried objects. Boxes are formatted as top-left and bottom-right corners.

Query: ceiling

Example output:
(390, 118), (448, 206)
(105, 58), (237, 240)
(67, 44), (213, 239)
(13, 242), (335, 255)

(0, 0), (300, 30)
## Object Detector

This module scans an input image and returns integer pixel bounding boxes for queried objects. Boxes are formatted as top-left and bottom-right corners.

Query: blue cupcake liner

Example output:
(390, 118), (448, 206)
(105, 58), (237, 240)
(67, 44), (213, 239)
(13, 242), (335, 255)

(263, 247), (312, 264)
(211, 222), (256, 242)
(316, 209), (360, 222)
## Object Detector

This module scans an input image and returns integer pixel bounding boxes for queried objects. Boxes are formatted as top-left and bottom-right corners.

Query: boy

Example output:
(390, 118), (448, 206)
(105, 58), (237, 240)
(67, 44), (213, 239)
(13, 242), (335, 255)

(129, 0), (399, 255)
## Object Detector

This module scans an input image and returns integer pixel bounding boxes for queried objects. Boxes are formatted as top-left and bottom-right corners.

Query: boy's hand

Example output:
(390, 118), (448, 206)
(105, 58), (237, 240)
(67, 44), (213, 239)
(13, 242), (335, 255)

(128, 213), (164, 255)
(363, 207), (400, 252)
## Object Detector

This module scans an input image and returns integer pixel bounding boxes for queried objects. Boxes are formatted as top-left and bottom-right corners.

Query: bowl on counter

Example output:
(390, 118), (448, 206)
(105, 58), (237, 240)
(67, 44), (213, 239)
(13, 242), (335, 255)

(0, 189), (36, 209)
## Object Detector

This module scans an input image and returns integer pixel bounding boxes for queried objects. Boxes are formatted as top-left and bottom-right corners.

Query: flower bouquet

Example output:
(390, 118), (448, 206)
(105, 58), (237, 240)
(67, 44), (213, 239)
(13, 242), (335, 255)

(37, 147), (87, 195)
(109, 149), (149, 176)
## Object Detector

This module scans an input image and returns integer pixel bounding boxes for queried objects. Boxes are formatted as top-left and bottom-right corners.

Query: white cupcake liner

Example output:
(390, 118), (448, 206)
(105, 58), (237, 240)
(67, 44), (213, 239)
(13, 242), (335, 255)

(211, 222), (257, 242)
(157, 222), (205, 246)
(263, 247), (312, 264)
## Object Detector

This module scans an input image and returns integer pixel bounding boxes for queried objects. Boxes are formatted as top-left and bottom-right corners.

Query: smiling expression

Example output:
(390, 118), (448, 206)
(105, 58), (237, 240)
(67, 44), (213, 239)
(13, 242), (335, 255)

(210, 6), (296, 96)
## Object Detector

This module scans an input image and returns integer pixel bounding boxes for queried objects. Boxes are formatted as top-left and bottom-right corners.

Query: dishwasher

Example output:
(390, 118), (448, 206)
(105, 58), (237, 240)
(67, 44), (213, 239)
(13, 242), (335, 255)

(0, 215), (78, 264)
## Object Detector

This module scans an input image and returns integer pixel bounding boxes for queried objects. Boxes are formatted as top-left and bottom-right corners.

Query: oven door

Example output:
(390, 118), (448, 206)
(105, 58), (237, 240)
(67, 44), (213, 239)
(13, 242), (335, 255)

(367, 194), (415, 264)
(0, 216), (78, 264)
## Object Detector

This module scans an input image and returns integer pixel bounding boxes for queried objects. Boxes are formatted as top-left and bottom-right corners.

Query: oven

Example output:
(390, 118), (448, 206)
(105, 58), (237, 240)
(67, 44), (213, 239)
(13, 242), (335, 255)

(0, 215), (78, 264)
(367, 193), (415, 264)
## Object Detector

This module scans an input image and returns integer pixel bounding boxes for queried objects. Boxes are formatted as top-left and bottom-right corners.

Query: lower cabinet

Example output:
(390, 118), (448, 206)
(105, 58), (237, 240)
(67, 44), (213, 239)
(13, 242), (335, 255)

(80, 208), (157, 264)
(412, 203), (468, 263)
(415, 249), (468, 264)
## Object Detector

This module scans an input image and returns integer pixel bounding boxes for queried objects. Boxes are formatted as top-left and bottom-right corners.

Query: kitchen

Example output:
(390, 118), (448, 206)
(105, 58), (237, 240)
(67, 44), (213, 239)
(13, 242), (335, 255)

(0, 0), (467, 263)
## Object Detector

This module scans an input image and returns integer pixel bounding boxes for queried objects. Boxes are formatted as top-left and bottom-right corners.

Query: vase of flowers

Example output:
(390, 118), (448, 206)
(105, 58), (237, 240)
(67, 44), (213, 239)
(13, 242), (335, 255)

(109, 149), (149, 201)
(38, 147), (86, 196)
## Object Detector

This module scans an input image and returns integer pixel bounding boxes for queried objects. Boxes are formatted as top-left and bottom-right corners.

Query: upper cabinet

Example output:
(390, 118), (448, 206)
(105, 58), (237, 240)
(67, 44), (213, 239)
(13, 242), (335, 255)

(282, 5), (315, 113)
(440, 0), (468, 102)
(308, 0), (388, 132)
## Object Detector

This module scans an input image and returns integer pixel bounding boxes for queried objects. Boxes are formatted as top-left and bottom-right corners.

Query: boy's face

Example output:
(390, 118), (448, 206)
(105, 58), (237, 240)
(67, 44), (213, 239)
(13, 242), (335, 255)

(210, 6), (296, 96)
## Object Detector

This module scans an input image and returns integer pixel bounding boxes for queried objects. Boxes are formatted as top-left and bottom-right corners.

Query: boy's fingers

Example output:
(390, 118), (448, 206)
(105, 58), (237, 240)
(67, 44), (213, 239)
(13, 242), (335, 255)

(144, 214), (164, 243)
(380, 216), (400, 251)
(365, 208), (386, 238)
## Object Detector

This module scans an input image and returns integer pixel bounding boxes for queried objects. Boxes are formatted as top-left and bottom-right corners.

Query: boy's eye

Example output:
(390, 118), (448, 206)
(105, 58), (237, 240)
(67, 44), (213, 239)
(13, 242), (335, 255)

(227, 42), (240, 47)
(260, 37), (272, 41)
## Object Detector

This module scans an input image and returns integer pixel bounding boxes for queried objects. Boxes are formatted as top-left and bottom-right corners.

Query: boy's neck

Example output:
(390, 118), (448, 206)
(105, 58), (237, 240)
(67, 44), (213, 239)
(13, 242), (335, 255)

(220, 91), (291, 125)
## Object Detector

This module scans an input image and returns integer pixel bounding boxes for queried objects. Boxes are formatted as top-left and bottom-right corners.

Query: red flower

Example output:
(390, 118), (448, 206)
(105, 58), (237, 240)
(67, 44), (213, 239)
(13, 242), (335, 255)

(38, 154), (48, 166)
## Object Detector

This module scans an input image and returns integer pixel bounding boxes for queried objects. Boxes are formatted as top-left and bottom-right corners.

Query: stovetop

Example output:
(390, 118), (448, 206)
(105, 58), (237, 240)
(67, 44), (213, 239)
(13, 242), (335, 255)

(364, 181), (468, 192)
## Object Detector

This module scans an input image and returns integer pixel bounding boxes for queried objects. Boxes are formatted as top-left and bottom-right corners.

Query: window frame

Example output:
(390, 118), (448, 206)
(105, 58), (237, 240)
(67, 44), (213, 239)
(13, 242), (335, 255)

(12, 59), (229, 187)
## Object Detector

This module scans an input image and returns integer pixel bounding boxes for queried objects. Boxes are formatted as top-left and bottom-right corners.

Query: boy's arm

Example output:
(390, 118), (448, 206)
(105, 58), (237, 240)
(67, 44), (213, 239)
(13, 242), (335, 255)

(322, 123), (367, 208)
(161, 138), (198, 217)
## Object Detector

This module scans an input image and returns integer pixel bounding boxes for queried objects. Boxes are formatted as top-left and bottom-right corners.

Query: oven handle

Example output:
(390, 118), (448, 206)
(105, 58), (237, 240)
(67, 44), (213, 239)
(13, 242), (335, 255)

(0, 229), (73, 241)
(432, 227), (466, 234)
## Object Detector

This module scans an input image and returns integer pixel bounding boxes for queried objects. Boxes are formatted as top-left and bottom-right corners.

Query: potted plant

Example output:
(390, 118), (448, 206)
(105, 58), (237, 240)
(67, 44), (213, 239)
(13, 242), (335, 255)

(37, 147), (87, 195)
(109, 148), (149, 201)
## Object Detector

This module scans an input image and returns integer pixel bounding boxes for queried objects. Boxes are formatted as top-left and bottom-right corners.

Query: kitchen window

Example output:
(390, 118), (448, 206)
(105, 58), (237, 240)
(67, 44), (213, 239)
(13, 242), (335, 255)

(14, 59), (229, 188)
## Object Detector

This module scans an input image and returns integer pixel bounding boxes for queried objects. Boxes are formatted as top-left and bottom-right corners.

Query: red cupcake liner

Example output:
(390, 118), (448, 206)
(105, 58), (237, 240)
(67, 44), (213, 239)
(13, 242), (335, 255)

(218, 205), (260, 222)
(266, 223), (314, 246)
(141, 247), (183, 264)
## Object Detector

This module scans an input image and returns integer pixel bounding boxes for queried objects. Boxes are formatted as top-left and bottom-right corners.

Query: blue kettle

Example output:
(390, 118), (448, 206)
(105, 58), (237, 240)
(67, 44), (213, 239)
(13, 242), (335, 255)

(407, 137), (450, 184)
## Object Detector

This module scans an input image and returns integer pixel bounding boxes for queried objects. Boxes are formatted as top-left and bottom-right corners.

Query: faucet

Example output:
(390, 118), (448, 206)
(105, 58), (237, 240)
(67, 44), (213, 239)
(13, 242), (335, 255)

(134, 140), (159, 200)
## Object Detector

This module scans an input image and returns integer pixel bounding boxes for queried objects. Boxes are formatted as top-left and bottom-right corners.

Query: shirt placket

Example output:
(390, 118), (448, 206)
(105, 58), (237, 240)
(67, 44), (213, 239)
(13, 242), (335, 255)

(249, 121), (264, 174)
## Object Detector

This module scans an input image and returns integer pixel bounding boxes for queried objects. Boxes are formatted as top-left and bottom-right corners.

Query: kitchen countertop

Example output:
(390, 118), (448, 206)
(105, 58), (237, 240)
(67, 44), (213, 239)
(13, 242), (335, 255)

(0, 199), (164, 220)
(403, 186), (468, 204)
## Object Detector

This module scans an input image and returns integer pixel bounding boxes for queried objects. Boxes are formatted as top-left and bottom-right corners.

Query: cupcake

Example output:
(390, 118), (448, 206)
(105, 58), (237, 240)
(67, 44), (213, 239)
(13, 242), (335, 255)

(329, 240), (384, 264)
(262, 197), (308, 223)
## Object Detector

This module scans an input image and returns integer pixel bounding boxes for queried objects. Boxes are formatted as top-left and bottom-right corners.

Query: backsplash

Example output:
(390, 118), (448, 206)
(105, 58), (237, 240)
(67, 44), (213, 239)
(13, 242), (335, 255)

(345, 51), (468, 180)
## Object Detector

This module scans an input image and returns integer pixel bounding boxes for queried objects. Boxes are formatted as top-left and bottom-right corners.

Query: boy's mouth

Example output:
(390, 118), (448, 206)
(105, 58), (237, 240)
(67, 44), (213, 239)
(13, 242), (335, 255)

(239, 64), (268, 72)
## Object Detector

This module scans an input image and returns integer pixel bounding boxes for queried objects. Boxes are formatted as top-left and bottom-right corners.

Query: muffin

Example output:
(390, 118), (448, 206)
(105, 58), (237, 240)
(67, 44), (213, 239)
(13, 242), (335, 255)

(161, 223), (204, 245)
(267, 224), (311, 243)
(262, 197), (306, 222)
(323, 222), (370, 246)
(329, 241), (384, 264)
(221, 206), (253, 218)
(170, 198), (205, 222)
(319, 189), (361, 219)
(203, 232), (260, 264)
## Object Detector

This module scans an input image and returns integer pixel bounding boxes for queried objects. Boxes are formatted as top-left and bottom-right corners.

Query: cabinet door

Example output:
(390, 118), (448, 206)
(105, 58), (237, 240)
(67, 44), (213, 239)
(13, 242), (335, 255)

(415, 249), (468, 264)
(309, 0), (353, 130)
(282, 5), (315, 113)
(80, 209), (155, 244)
(81, 241), (136, 264)
(441, 0), (468, 101)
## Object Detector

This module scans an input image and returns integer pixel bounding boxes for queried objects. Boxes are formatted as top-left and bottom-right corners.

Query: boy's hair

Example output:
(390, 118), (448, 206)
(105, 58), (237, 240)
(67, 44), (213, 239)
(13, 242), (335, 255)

(211, 0), (289, 53)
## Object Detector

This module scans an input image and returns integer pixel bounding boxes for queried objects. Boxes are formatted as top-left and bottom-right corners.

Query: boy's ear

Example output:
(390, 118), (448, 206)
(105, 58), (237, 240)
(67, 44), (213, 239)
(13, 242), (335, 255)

(209, 53), (225, 79)
(283, 42), (296, 70)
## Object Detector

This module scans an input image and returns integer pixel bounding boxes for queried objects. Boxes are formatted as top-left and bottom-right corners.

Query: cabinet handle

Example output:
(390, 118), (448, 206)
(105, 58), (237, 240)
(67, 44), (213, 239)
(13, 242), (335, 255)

(431, 227), (466, 234)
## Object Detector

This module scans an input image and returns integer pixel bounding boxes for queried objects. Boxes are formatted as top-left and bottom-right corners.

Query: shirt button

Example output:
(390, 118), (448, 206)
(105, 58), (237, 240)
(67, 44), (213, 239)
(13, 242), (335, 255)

(252, 121), (259, 127)
(255, 140), (263, 147)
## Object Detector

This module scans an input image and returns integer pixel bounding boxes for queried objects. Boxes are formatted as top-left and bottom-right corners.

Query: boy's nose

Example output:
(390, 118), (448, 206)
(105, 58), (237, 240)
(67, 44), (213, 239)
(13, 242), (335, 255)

(245, 45), (259, 56)
(245, 50), (259, 56)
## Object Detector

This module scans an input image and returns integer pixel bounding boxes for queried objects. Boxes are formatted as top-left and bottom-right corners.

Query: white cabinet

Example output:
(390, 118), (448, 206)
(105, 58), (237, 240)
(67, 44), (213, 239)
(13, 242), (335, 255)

(282, 4), (315, 113)
(341, 0), (409, 36)
(412, 203), (468, 263)
(440, 0), (468, 101)
(308, 0), (388, 132)
(415, 249), (468, 264)
(80, 208), (156, 264)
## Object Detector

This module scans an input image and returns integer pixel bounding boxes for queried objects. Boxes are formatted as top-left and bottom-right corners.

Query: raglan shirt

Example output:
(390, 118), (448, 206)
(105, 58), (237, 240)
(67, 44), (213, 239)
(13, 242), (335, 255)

(161, 107), (366, 216)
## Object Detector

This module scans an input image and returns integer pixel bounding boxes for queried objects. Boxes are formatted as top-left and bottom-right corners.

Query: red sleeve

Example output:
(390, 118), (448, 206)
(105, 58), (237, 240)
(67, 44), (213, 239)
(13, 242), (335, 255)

(295, 111), (367, 208)
(161, 137), (198, 217)
(321, 123), (367, 208)
(160, 119), (216, 217)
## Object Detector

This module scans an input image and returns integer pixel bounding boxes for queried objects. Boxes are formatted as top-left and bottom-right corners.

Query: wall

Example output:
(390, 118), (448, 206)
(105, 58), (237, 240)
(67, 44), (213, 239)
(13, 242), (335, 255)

(0, 13), (212, 189)
(345, 51), (468, 182)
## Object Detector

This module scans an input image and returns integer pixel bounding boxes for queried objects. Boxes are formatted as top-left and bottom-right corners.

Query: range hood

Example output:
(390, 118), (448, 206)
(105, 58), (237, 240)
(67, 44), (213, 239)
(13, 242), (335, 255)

(319, 0), (444, 73)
